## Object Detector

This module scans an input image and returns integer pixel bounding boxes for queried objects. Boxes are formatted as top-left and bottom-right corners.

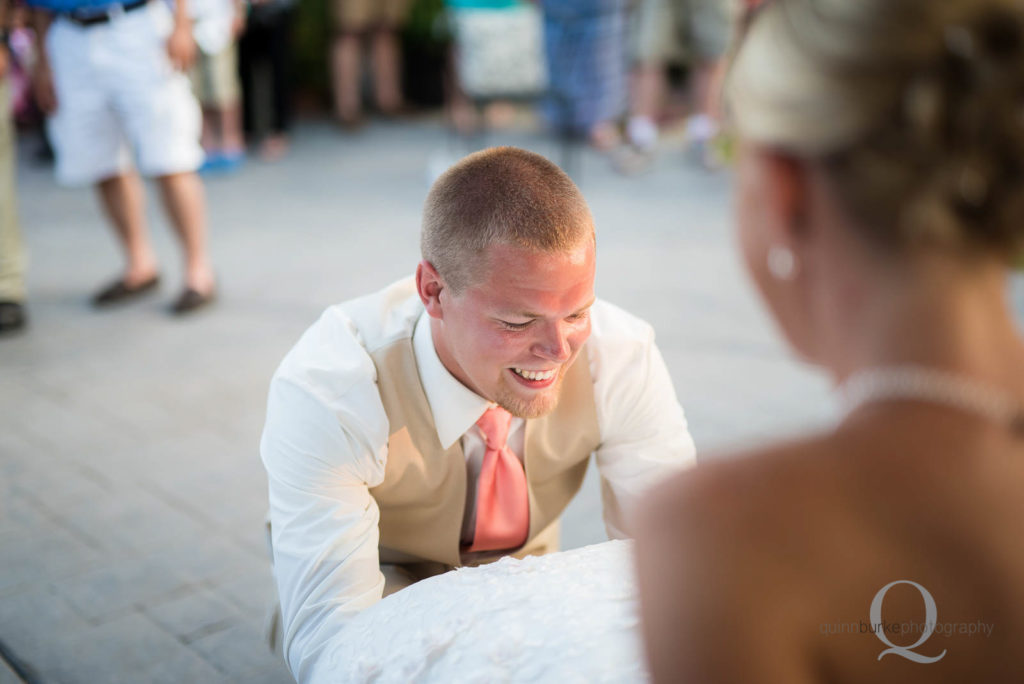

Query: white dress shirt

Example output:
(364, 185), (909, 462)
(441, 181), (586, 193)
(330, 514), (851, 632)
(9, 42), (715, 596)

(260, 278), (696, 682)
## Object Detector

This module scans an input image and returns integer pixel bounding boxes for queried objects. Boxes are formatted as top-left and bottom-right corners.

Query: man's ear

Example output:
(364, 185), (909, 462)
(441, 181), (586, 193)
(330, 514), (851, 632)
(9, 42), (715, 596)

(416, 260), (445, 319)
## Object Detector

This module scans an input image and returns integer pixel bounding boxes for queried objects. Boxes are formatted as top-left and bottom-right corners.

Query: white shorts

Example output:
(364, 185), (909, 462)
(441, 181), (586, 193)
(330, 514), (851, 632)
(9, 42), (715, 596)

(45, 2), (203, 186)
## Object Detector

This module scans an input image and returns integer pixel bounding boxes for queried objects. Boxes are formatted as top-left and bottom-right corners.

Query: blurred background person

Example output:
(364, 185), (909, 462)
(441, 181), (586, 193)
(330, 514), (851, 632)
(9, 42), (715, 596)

(190, 0), (246, 173)
(3, 3), (55, 163)
(239, 0), (294, 160)
(0, 0), (27, 334)
(541, 0), (629, 151)
(28, 0), (217, 314)
(637, 0), (1024, 680)
(330, 0), (409, 128)
(4, 0), (34, 125)
(442, 0), (537, 138)
(626, 0), (732, 166)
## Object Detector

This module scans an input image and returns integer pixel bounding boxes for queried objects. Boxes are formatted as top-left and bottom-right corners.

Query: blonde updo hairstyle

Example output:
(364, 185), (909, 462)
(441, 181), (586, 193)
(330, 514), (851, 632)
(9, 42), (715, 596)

(728, 0), (1024, 261)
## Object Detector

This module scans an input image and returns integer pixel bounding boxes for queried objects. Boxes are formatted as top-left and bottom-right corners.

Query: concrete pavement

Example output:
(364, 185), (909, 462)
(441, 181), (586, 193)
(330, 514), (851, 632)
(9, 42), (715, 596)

(3, 117), (1018, 682)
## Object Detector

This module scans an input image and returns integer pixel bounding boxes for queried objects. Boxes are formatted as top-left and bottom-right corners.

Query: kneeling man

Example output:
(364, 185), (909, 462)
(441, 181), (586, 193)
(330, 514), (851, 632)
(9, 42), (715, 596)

(260, 147), (695, 681)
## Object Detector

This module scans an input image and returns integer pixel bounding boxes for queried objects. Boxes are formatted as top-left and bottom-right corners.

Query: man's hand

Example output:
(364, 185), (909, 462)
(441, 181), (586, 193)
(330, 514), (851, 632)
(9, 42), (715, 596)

(230, 12), (244, 38)
(166, 20), (196, 71)
(231, 0), (246, 38)
(32, 58), (58, 114)
(0, 43), (9, 81)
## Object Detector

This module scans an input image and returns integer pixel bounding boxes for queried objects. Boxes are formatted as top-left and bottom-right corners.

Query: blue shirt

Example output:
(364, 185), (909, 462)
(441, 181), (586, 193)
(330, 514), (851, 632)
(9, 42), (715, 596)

(25, 0), (144, 14)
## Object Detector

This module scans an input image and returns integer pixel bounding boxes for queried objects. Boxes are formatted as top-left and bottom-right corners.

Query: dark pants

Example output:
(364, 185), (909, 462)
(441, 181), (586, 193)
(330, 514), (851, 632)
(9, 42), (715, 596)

(239, 7), (293, 136)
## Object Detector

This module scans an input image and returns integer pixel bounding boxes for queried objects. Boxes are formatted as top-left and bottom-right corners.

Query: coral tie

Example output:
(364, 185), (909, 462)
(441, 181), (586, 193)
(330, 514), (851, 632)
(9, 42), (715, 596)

(469, 407), (530, 552)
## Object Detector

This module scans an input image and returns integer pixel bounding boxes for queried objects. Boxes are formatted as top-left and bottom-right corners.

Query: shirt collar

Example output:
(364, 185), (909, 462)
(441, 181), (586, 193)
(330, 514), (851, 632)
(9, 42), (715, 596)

(413, 312), (495, 450)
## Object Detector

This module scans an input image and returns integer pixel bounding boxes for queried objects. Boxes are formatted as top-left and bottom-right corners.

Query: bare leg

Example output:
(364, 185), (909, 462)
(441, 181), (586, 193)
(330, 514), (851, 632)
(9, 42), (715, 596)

(330, 33), (363, 123)
(218, 100), (245, 155)
(445, 47), (477, 134)
(589, 120), (621, 151)
(691, 59), (725, 122)
(96, 172), (159, 286)
(155, 171), (215, 294)
(627, 63), (665, 151)
(631, 62), (665, 121)
(683, 60), (728, 169)
(260, 134), (289, 161)
(371, 28), (403, 114)
(200, 106), (216, 154)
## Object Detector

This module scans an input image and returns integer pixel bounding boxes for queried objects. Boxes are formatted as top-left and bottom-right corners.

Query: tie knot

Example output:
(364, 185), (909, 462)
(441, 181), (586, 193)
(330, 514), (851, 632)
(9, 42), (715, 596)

(476, 406), (512, 449)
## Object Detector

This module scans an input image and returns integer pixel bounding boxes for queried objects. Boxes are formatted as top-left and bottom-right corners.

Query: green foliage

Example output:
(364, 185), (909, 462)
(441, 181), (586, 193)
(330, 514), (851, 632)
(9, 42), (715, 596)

(291, 0), (332, 98)
(404, 0), (451, 51)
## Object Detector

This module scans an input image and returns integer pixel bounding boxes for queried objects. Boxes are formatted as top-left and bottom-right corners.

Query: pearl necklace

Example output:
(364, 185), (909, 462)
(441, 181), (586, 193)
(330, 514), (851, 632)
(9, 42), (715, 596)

(838, 365), (1024, 436)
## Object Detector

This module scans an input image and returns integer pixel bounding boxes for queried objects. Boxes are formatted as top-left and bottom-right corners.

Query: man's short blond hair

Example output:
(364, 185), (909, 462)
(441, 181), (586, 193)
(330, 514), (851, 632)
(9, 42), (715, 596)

(421, 147), (594, 293)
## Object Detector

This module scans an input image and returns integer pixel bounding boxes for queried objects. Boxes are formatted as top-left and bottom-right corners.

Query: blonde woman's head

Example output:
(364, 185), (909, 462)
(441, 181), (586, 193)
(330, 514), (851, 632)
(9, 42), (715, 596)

(728, 0), (1024, 260)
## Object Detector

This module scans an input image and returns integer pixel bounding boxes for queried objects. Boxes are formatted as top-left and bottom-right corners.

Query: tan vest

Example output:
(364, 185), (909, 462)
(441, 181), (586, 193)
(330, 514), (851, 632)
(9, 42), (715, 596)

(368, 333), (601, 569)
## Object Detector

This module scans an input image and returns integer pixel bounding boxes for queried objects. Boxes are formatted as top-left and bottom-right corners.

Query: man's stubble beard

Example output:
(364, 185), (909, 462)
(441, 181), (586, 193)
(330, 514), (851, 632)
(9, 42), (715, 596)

(494, 370), (567, 419)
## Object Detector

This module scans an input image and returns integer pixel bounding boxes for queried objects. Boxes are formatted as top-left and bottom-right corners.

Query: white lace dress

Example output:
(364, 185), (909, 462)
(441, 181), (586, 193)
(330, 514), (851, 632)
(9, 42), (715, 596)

(312, 540), (650, 683)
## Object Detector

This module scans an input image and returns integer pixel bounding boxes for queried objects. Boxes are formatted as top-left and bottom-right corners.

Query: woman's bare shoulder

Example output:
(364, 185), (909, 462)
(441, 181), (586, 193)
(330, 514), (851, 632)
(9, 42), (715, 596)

(633, 429), (881, 627)
(638, 432), (850, 543)
(635, 431), (862, 620)
(633, 435), (848, 682)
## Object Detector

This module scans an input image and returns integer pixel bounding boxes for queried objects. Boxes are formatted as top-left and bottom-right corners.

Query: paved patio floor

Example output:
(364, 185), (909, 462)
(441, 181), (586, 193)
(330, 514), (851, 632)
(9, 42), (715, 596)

(4, 116), (1018, 683)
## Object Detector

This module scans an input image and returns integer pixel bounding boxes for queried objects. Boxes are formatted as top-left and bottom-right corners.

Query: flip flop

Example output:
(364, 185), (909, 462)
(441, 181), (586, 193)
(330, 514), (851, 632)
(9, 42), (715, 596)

(170, 286), (216, 315)
(92, 275), (160, 307)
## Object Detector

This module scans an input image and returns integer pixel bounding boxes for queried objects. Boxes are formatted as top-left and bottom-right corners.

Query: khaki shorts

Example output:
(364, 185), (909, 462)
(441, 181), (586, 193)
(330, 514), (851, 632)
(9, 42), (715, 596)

(632, 0), (737, 64)
(190, 42), (241, 108)
(0, 81), (26, 302)
(332, 0), (411, 33)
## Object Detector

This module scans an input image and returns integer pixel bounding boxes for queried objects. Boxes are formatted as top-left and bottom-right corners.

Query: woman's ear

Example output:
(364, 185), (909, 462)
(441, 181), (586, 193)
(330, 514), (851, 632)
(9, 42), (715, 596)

(759, 148), (811, 248)
(416, 260), (445, 319)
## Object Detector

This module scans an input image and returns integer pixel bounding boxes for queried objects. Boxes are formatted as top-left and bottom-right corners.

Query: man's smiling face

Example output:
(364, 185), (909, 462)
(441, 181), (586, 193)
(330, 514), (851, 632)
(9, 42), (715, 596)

(426, 240), (596, 419)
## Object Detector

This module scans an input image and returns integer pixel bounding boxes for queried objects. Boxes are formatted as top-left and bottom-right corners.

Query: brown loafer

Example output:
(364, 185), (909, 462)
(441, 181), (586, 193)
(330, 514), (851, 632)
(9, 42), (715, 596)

(170, 286), (216, 315)
(92, 275), (160, 307)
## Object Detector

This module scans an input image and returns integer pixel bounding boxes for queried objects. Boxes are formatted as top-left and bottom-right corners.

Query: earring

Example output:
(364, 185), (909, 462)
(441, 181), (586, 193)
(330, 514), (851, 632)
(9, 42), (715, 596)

(767, 245), (797, 280)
